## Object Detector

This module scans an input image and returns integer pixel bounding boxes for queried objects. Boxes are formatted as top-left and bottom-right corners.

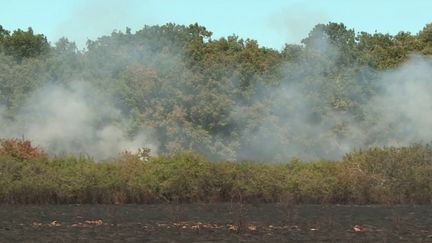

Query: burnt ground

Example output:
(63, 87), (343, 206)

(0, 204), (431, 242)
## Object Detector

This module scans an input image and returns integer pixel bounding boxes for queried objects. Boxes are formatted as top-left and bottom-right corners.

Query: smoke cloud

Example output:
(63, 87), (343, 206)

(55, 0), (154, 49)
(269, 3), (329, 46)
(237, 40), (432, 161)
(0, 81), (157, 159)
(365, 55), (432, 145)
(2, 25), (432, 162)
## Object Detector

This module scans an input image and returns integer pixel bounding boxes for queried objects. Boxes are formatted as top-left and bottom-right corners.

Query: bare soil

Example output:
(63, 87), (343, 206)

(0, 204), (431, 242)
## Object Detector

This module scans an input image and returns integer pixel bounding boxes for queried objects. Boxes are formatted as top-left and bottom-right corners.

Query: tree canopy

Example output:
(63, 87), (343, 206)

(0, 22), (431, 160)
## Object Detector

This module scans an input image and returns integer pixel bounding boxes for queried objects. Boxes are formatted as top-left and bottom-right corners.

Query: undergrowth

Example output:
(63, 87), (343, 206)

(0, 138), (431, 204)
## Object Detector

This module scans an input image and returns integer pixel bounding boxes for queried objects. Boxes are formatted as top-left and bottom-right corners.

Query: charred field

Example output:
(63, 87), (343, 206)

(0, 204), (431, 242)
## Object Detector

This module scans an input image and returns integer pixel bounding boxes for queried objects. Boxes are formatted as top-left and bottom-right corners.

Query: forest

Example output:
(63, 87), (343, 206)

(0, 22), (431, 204)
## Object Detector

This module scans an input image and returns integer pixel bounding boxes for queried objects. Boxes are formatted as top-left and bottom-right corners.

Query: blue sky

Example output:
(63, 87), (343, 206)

(2, 0), (432, 50)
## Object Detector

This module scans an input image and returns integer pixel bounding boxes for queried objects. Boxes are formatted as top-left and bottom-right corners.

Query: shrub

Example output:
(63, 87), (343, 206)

(0, 137), (431, 204)
(0, 138), (47, 161)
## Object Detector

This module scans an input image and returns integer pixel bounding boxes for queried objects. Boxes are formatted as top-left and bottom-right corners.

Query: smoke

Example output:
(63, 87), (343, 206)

(55, 0), (154, 49)
(365, 55), (432, 145)
(237, 33), (432, 161)
(0, 81), (157, 159)
(2, 24), (432, 162)
(269, 3), (329, 45)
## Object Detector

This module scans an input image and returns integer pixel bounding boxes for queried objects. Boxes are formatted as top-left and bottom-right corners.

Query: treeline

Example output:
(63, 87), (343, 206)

(0, 138), (431, 204)
(1, 22), (432, 160)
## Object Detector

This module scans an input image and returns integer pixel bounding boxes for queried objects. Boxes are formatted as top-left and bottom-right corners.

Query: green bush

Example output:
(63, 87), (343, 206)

(341, 144), (432, 204)
(0, 142), (431, 204)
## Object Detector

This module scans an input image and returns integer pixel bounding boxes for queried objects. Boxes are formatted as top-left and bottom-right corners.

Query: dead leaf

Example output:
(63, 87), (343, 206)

(353, 225), (363, 232)
(228, 224), (239, 231)
(49, 220), (61, 226)
(248, 224), (257, 231)
(85, 219), (103, 225)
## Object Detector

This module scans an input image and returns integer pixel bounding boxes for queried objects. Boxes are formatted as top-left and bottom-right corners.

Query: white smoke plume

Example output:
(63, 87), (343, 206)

(237, 47), (432, 161)
(365, 55), (432, 146)
(2, 25), (432, 162)
(0, 81), (157, 159)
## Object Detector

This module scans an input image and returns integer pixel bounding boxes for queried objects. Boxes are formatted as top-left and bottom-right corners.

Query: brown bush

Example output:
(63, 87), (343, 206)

(0, 138), (47, 161)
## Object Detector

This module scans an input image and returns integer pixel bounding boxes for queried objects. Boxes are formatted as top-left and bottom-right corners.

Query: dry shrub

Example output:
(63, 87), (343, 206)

(0, 138), (47, 161)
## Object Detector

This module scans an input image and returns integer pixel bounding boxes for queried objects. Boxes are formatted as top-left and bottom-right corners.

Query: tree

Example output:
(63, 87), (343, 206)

(418, 23), (432, 54)
(0, 25), (9, 43)
(2, 27), (50, 62)
(302, 22), (357, 66)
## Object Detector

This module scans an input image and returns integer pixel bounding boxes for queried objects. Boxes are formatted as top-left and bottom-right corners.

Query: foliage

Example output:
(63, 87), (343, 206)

(0, 23), (432, 204)
(1, 22), (432, 160)
(0, 141), (431, 204)
(0, 138), (47, 161)
(0, 26), (49, 62)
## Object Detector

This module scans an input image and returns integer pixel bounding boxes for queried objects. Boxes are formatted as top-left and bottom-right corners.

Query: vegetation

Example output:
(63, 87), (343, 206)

(1, 22), (432, 160)
(0, 138), (430, 204)
(0, 23), (432, 204)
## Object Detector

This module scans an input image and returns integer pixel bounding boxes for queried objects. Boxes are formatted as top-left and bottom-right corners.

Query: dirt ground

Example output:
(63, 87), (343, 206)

(0, 204), (431, 242)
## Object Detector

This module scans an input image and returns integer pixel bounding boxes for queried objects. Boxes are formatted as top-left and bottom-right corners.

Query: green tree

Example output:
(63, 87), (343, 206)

(2, 27), (50, 62)
(418, 23), (432, 54)
(302, 22), (357, 66)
